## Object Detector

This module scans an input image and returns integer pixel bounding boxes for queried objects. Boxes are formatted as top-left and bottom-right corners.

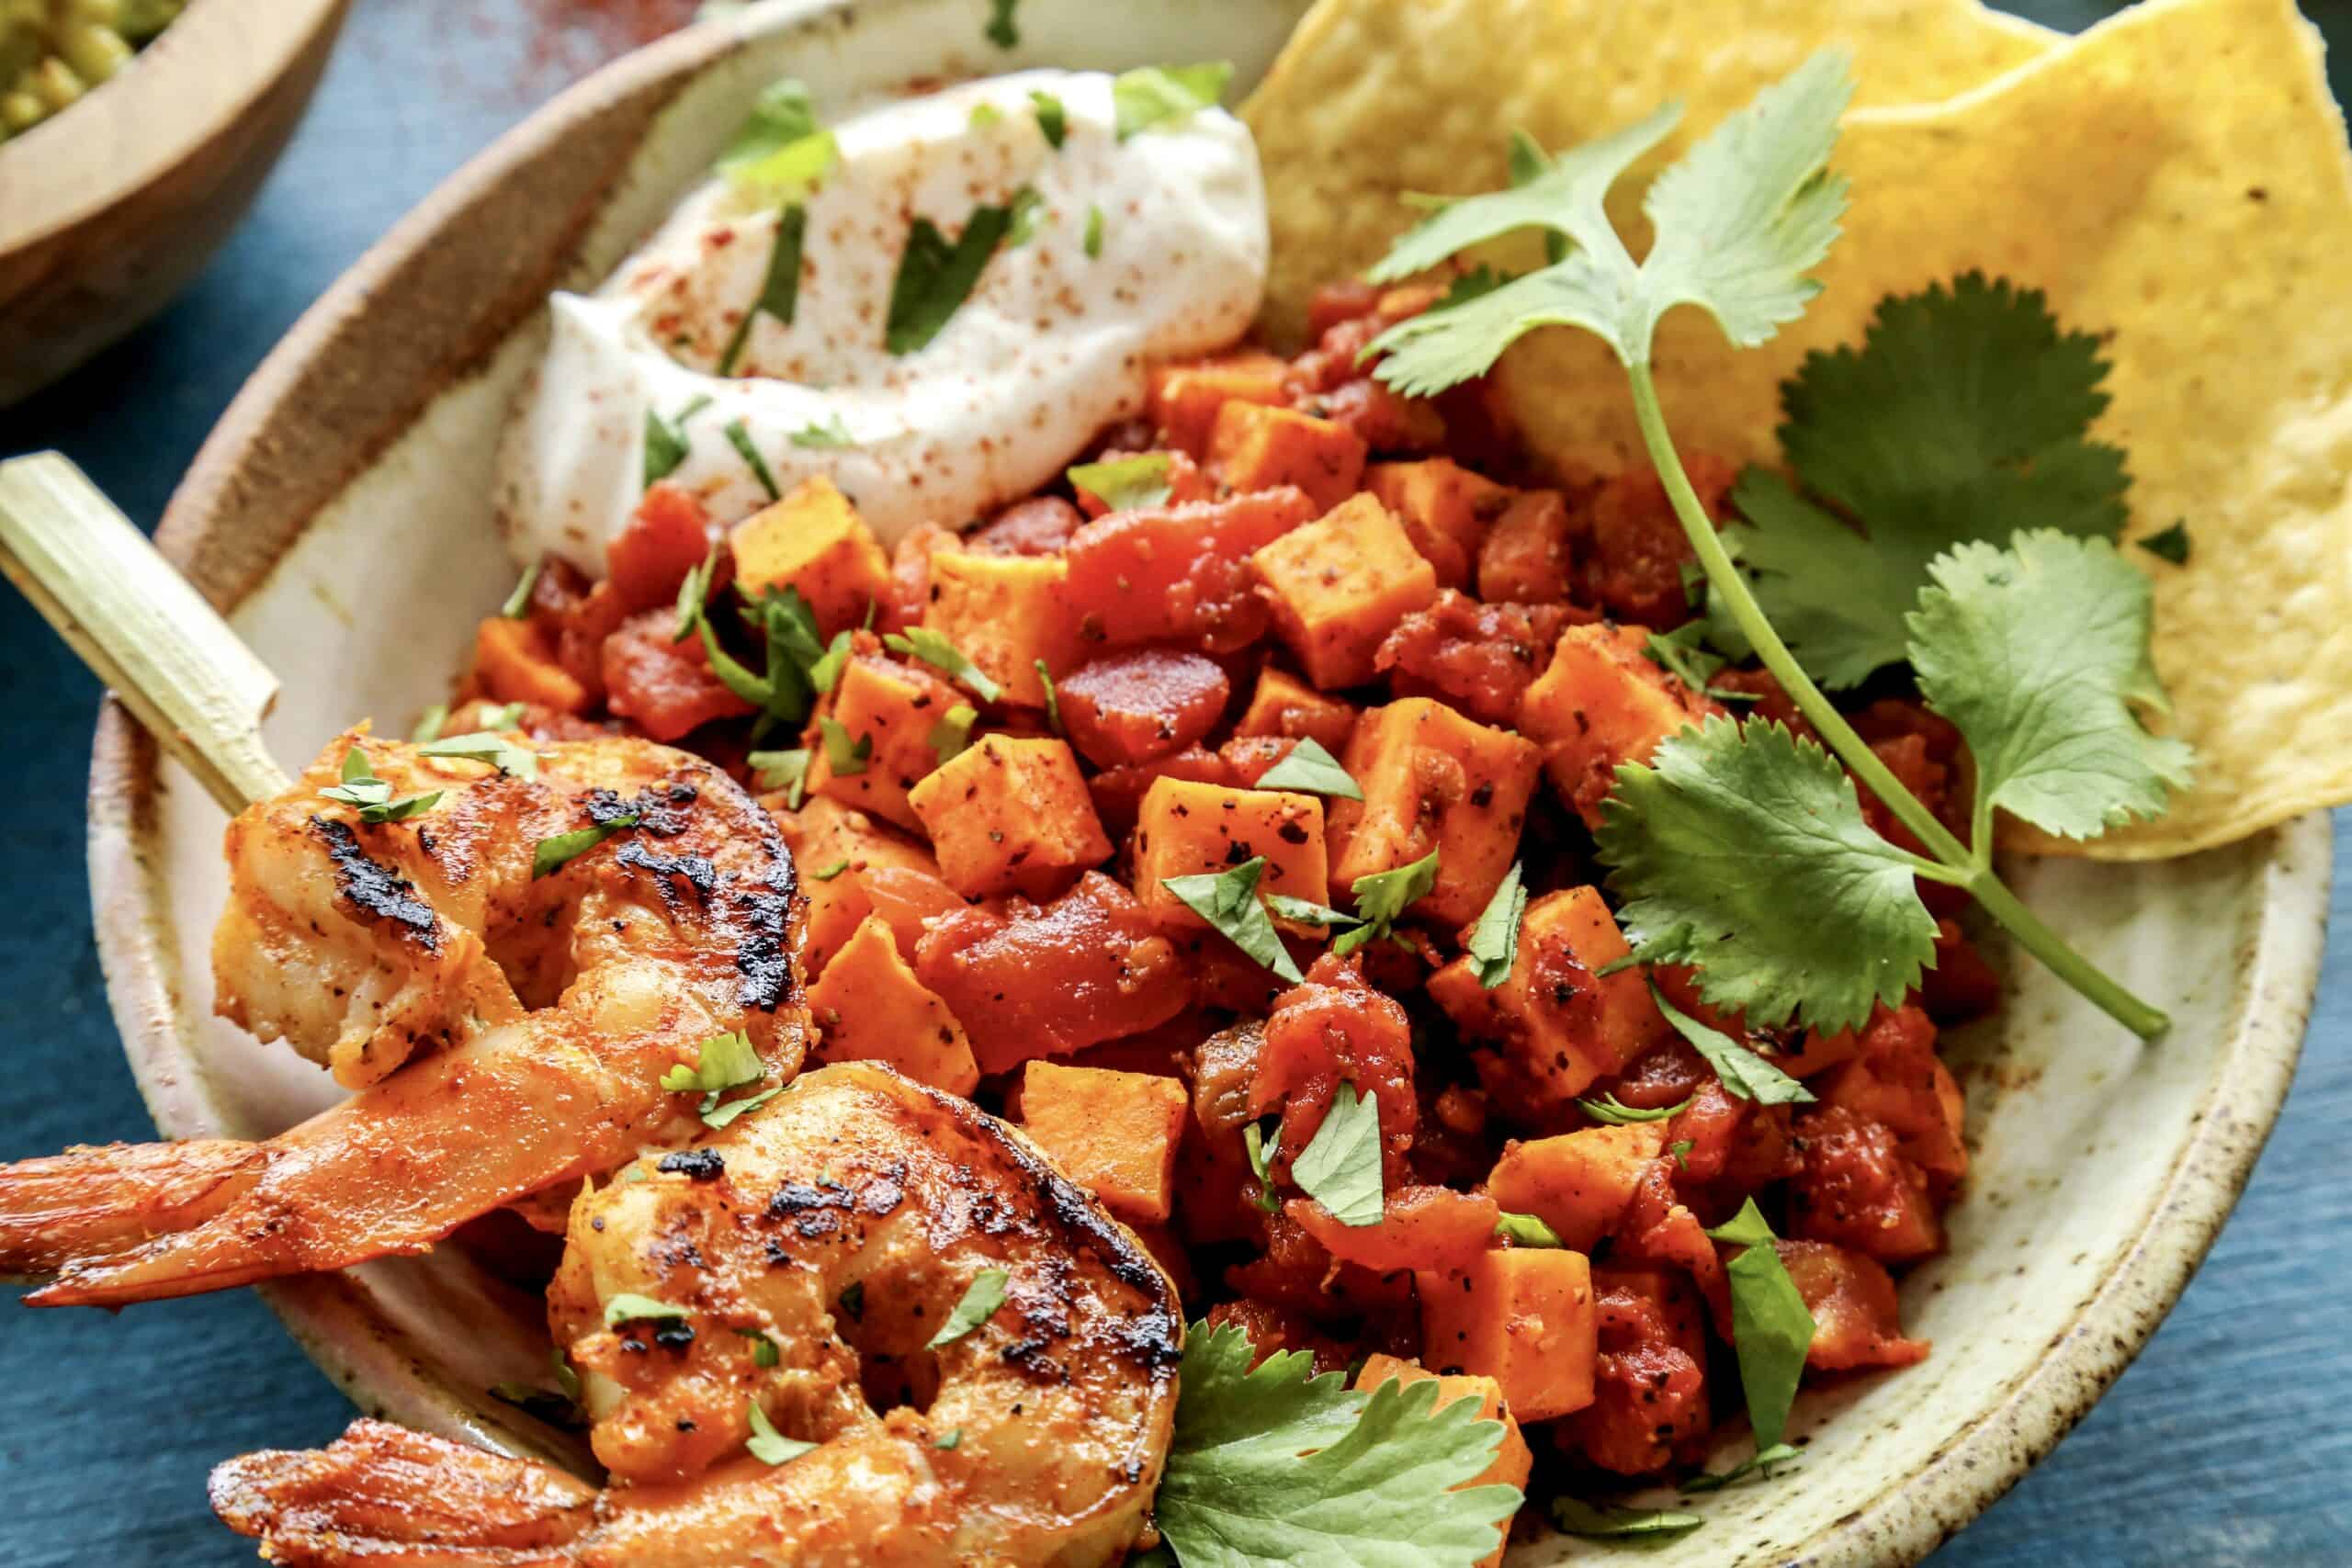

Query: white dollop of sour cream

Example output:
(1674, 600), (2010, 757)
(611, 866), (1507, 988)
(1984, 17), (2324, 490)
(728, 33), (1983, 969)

(497, 69), (1267, 570)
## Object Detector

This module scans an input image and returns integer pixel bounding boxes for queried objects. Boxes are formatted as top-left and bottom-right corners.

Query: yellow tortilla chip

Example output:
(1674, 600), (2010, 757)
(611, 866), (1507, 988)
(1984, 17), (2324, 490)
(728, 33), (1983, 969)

(1242, 0), (2054, 345)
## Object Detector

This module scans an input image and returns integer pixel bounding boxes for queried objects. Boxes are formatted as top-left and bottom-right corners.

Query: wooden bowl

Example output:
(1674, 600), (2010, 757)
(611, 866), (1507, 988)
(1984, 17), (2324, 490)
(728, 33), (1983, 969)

(76, 2), (2333, 1562)
(0, 0), (350, 406)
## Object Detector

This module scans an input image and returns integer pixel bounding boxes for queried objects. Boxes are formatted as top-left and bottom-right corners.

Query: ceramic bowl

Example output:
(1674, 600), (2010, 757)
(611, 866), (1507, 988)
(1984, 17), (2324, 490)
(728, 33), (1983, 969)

(0, 0), (351, 406)
(83, 1), (2331, 1561)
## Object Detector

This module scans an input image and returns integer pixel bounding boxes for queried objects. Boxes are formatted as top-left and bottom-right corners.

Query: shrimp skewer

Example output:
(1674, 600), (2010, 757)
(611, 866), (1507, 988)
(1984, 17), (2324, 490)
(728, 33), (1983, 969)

(211, 1063), (1182, 1568)
(0, 729), (807, 1307)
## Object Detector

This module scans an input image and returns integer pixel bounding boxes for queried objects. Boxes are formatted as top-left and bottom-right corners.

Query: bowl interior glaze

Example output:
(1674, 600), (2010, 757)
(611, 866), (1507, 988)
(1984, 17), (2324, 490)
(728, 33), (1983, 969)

(84, 3), (2329, 1562)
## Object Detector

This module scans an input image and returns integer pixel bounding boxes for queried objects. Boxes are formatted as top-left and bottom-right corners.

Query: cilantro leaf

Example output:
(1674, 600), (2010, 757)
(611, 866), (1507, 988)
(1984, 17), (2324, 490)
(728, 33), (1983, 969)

(983, 0), (1017, 47)
(746, 1401), (818, 1466)
(1334, 849), (1440, 957)
(929, 703), (978, 767)
(1288, 1082), (1383, 1227)
(927, 1267), (1009, 1348)
(1029, 88), (1066, 148)
(1682, 1441), (1803, 1493)
(1367, 52), (1849, 392)
(749, 747), (810, 807)
(604, 1292), (687, 1329)
(1111, 62), (1231, 141)
(702, 1084), (781, 1130)
(936, 1427), (963, 1450)
(818, 716), (873, 776)
(1083, 204), (1104, 259)
(1262, 895), (1361, 931)
(789, 413), (854, 449)
(808, 629), (853, 694)
(1251, 738), (1363, 800)
(1595, 716), (1937, 1033)
(660, 1030), (764, 1099)
(717, 206), (810, 378)
(1242, 1121), (1280, 1213)
(885, 626), (1003, 703)
(531, 813), (639, 879)
(1068, 453), (1173, 512)
(1651, 984), (1814, 1106)
(418, 730), (539, 781)
(1164, 857), (1301, 983)
(1703, 1200), (1816, 1451)
(724, 416), (784, 499)
(1493, 1211), (1563, 1248)
(1036, 660), (1063, 734)
(500, 560), (540, 619)
(1551, 1498), (1704, 1540)
(1643, 623), (1755, 703)
(320, 748), (442, 825)
(2137, 520), (2190, 566)
(1576, 1091), (1693, 1125)
(1727, 469), (1928, 689)
(886, 204), (1014, 355)
(643, 396), (707, 487)
(1907, 531), (2191, 844)
(1152, 1321), (1520, 1568)
(1006, 185), (1047, 247)
(716, 79), (820, 179)
(1463, 862), (1526, 988)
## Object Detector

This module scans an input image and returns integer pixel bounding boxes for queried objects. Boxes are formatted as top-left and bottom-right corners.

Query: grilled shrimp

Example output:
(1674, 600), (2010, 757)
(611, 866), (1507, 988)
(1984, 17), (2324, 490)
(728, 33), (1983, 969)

(210, 1062), (1182, 1568)
(0, 728), (806, 1307)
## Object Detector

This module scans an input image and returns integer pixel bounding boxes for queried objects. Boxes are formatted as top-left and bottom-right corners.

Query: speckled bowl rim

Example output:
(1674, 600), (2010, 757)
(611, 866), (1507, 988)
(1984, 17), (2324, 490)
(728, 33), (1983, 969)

(79, 1), (2334, 1560)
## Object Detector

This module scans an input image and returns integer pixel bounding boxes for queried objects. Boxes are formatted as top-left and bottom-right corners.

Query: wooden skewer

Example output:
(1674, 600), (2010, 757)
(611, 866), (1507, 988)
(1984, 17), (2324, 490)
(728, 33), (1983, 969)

(0, 451), (290, 813)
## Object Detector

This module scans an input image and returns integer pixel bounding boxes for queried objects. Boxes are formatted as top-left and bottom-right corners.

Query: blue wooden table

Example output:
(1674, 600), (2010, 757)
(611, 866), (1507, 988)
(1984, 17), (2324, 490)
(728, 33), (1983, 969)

(3, 3), (2348, 1562)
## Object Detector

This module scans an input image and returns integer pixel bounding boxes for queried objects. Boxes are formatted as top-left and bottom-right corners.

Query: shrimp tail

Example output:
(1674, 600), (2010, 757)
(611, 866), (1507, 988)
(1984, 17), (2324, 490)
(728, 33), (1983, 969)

(0, 1138), (267, 1282)
(209, 1419), (595, 1567)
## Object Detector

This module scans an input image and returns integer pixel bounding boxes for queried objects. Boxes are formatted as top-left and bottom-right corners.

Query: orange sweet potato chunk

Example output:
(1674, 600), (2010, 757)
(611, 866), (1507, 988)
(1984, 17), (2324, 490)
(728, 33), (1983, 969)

(1232, 667), (1358, 752)
(807, 916), (978, 1097)
(474, 616), (591, 715)
(1517, 622), (1716, 829)
(906, 736), (1112, 900)
(1209, 401), (1367, 513)
(1285, 1185), (1498, 1277)
(1325, 697), (1540, 926)
(1251, 493), (1440, 690)
(1486, 1123), (1666, 1254)
(1149, 351), (1294, 457)
(1017, 1062), (1190, 1224)
(1131, 777), (1328, 931)
(771, 797), (942, 980)
(1417, 1247), (1597, 1421)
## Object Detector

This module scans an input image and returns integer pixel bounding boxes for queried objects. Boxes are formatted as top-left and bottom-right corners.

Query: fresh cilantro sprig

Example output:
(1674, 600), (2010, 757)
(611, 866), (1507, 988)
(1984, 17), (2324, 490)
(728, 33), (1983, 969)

(887, 202), (1015, 354)
(1358, 58), (2177, 1039)
(1146, 1322), (1520, 1568)
(1335, 849), (1440, 957)
(1289, 1082), (1383, 1226)
(747, 1402), (818, 1466)
(659, 1030), (775, 1128)
(1493, 1211), (1564, 1247)
(1252, 738), (1363, 800)
(321, 747), (442, 825)
(1463, 862), (1526, 987)
(531, 811), (639, 879)
(1111, 63), (1230, 142)
(1651, 983), (1814, 1106)
(1703, 1199), (1816, 1455)
(1165, 857), (1300, 983)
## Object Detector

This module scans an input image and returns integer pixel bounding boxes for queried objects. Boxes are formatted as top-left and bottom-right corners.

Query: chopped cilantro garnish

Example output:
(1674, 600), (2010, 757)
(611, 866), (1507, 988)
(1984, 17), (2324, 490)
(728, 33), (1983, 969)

(1551, 1498), (1704, 1540)
(1704, 1199), (1816, 1452)
(968, 101), (1003, 129)
(703, 1085), (782, 1130)
(1111, 62), (1230, 141)
(808, 629), (853, 694)
(749, 747), (811, 807)
(1668, 1138), (1694, 1169)
(1241, 1120), (1280, 1213)
(603, 1292), (687, 1329)
(643, 395), (712, 487)
(747, 1401), (818, 1465)
(789, 413), (854, 449)
(408, 703), (448, 745)
(929, 703), (978, 767)
(1029, 88), (1066, 148)
(1651, 984), (1814, 1106)
(1462, 862), (1527, 988)
(884, 626), (1003, 702)
(1149, 1321), (1520, 1568)
(1683, 1441), (1804, 1493)
(2137, 520), (2191, 565)
(417, 730), (538, 781)
(935, 1427), (963, 1450)
(982, 0), (1017, 48)
(1493, 1211), (1563, 1248)
(927, 1268), (1009, 1348)
(1289, 1082), (1383, 1227)
(1333, 849), (1439, 957)
(1644, 623), (1755, 703)
(659, 1030), (770, 1127)
(724, 416), (784, 500)
(1163, 857), (1300, 983)
(716, 79), (820, 180)
(1252, 738), (1363, 800)
(530, 812), (639, 879)
(717, 206), (810, 378)
(1006, 185), (1047, 247)
(320, 747), (443, 825)
(807, 858), (851, 882)
(885, 203), (1015, 355)
(1067, 452), (1173, 512)
(1576, 1090), (1694, 1124)
(818, 716), (872, 776)
(674, 545), (718, 642)
(738, 1327), (782, 1367)
(500, 560), (540, 619)
(1083, 203), (1104, 259)
(1035, 660), (1063, 734)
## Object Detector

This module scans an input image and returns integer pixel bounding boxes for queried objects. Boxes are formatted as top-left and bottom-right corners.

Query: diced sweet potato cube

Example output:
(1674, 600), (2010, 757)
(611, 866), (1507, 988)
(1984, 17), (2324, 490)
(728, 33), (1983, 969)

(728, 476), (891, 637)
(808, 653), (962, 833)
(1518, 622), (1715, 828)
(1367, 459), (1514, 591)
(1087, 747), (1235, 838)
(916, 873), (1191, 1074)
(1355, 1353), (1532, 1568)
(1779, 1240), (1930, 1371)
(1209, 402), (1367, 513)
(1017, 1062), (1190, 1224)
(1233, 667), (1358, 751)
(772, 797), (942, 979)
(600, 608), (757, 742)
(1487, 1123), (1666, 1254)
(1131, 776), (1328, 931)
(807, 916), (978, 1096)
(856, 863), (966, 965)
(606, 483), (714, 613)
(1476, 489), (1577, 604)
(1326, 698), (1540, 926)
(923, 551), (1080, 707)
(1286, 1185), (1498, 1276)
(1251, 493), (1440, 690)
(1417, 1247), (1597, 1420)
(1149, 351), (1294, 457)
(1057, 649), (1232, 769)
(1429, 887), (1668, 1111)
(906, 735), (1111, 899)
(474, 615), (591, 715)
(1066, 489), (1317, 651)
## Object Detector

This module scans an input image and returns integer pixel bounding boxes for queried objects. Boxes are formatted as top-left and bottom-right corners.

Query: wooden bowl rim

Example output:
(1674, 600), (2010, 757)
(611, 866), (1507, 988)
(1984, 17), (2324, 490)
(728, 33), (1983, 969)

(0, 0), (350, 256)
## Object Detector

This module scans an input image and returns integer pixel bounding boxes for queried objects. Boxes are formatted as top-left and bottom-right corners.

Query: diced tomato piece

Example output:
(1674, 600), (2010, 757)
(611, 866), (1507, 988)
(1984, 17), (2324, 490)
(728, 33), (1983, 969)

(606, 482), (714, 613)
(880, 521), (958, 635)
(1285, 1185), (1497, 1276)
(529, 560), (627, 706)
(1780, 1240), (1930, 1371)
(1088, 747), (1234, 838)
(1922, 918), (2002, 1023)
(968, 496), (1084, 556)
(915, 872), (1190, 1075)
(855, 864), (967, 965)
(1571, 1265), (1713, 1474)
(1310, 378), (1447, 456)
(1056, 649), (1232, 769)
(1376, 591), (1580, 727)
(1305, 278), (1385, 340)
(1201, 1298), (1354, 1375)
(1789, 1104), (1943, 1264)
(1066, 489), (1318, 651)
(1818, 1004), (1967, 1184)
(1253, 954), (1419, 1180)
(1476, 491), (1578, 604)
(599, 608), (755, 741)
(1224, 1204), (1416, 1320)
(1612, 1158), (1729, 1328)
(1577, 453), (1735, 626)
